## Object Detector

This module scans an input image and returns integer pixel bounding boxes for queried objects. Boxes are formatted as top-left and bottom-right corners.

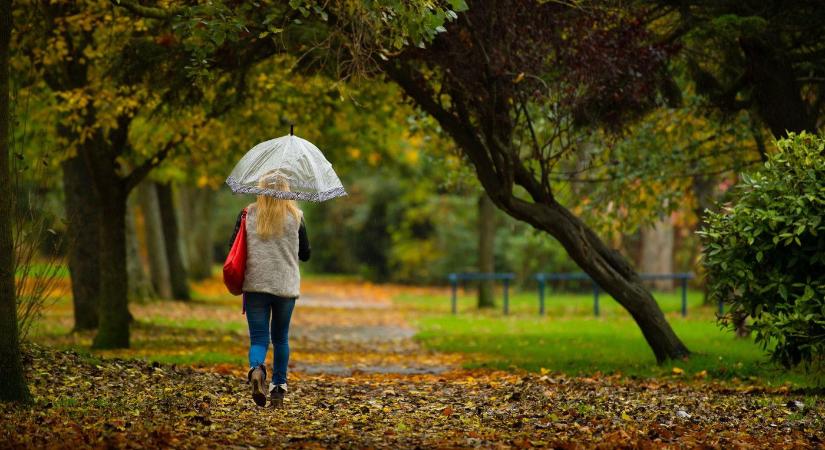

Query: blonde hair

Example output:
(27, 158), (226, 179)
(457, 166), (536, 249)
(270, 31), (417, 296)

(255, 173), (301, 238)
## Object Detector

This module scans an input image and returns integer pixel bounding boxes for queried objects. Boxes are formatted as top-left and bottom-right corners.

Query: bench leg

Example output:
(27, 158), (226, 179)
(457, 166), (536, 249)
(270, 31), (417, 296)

(592, 282), (600, 317)
(451, 281), (457, 314)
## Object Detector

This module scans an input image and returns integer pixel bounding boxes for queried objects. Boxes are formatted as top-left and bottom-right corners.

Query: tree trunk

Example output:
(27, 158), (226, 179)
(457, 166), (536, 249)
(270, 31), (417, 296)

(640, 215), (674, 291)
(477, 192), (495, 308)
(92, 184), (130, 349)
(156, 182), (189, 300)
(178, 186), (215, 280)
(173, 197), (188, 273)
(126, 194), (154, 301)
(138, 182), (172, 299)
(504, 197), (689, 362)
(61, 156), (100, 330)
(0, 0), (31, 402)
(691, 173), (715, 305)
(731, 310), (750, 338)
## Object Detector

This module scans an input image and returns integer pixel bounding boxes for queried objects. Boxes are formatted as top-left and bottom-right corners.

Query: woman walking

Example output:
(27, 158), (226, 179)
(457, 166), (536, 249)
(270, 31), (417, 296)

(229, 175), (310, 408)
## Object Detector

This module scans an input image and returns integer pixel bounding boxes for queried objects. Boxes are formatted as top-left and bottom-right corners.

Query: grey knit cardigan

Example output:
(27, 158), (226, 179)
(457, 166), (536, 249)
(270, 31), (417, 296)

(233, 204), (310, 298)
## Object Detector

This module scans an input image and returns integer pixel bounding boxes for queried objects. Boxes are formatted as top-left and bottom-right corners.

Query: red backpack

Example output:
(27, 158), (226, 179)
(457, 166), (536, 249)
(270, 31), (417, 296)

(223, 208), (247, 296)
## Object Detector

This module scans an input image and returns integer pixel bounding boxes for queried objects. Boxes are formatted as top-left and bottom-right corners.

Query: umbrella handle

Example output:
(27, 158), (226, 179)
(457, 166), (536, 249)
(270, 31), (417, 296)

(290, 124), (294, 136)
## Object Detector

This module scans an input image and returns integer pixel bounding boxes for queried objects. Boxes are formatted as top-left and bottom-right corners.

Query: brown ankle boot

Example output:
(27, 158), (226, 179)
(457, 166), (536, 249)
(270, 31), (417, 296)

(247, 365), (267, 407)
(269, 382), (286, 408)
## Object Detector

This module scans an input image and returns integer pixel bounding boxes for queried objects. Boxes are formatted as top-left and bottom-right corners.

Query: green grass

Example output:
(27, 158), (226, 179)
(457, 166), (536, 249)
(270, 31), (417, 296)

(397, 289), (823, 388)
(146, 317), (247, 333)
(143, 351), (244, 366)
(15, 261), (70, 278)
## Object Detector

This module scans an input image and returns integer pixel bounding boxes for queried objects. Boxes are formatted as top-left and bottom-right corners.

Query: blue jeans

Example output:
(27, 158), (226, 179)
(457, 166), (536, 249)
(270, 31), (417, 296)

(244, 292), (296, 385)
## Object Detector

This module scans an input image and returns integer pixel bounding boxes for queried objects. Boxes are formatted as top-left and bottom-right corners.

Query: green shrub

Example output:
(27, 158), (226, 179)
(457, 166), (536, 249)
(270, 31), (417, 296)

(700, 132), (825, 369)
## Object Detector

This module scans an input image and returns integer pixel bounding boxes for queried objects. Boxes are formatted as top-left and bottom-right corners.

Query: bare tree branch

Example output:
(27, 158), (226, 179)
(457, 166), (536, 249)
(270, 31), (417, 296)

(123, 137), (179, 192)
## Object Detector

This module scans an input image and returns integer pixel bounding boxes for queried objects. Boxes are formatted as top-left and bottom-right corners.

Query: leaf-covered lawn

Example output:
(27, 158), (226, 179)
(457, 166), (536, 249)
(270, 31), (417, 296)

(399, 291), (822, 387)
(2, 345), (823, 448)
(5, 276), (824, 448)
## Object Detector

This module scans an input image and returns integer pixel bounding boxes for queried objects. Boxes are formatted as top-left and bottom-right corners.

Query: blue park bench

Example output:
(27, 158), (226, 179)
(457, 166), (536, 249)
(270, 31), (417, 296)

(534, 272), (695, 317)
(447, 272), (516, 315)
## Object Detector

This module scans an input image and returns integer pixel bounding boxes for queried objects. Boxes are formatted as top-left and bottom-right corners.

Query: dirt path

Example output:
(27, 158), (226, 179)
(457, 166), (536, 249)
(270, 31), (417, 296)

(290, 286), (459, 376)
(4, 278), (824, 448)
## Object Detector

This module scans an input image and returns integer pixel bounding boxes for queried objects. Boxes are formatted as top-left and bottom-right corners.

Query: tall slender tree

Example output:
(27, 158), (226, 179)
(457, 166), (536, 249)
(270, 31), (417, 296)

(126, 196), (154, 301)
(139, 181), (172, 300)
(477, 193), (496, 308)
(640, 216), (674, 290)
(156, 182), (189, 300)
(178, 186), (216, 280)
(0, 0), (30, 403)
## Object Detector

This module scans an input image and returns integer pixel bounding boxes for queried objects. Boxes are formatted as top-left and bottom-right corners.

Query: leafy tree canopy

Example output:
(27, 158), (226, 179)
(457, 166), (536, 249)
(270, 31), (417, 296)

(648, 0), (825, 135)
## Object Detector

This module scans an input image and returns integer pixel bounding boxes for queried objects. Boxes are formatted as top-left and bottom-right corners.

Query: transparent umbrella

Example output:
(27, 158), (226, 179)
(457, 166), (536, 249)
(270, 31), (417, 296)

(226, 130), (346, 202)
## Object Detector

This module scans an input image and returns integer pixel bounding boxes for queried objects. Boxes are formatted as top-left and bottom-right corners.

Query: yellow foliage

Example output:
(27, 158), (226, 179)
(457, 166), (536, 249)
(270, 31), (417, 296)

(367, 152), (382, 166)
(404, 150), (419, 166)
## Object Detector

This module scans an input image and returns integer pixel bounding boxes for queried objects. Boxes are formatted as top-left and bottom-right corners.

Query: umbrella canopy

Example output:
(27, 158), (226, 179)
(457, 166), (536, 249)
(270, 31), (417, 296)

(226, 134), (346, 202)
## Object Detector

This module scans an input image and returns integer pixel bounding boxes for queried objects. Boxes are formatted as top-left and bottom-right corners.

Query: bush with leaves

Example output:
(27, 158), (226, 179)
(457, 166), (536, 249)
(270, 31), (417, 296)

(700, 132), (825, 368)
